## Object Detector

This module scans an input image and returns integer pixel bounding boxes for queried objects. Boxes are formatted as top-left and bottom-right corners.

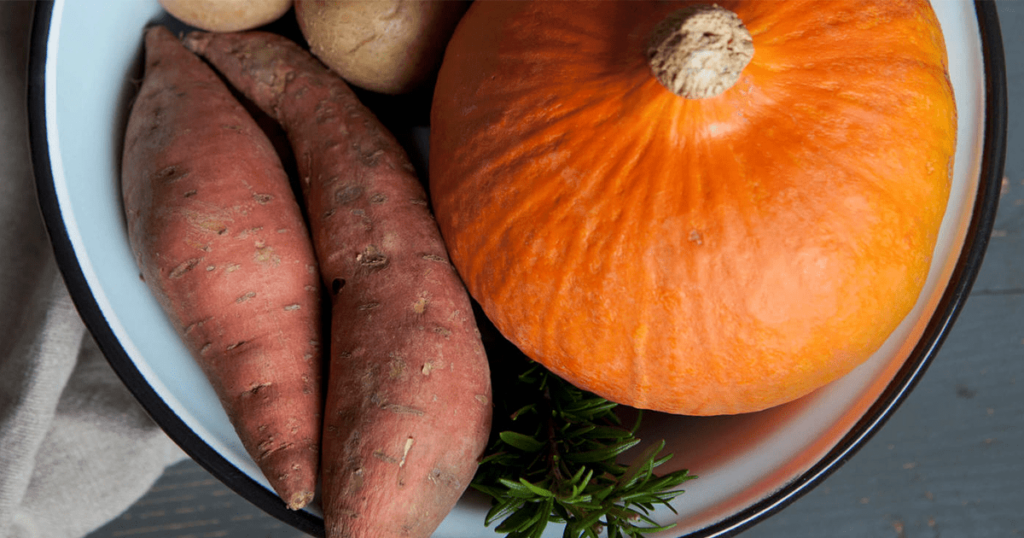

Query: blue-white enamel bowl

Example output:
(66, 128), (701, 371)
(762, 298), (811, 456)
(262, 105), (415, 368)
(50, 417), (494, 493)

(28, 1), (1005, 537)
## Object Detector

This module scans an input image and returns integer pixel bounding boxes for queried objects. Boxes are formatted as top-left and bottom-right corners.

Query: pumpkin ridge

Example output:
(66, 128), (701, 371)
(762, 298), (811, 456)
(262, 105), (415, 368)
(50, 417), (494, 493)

(484, 90), (670, 377)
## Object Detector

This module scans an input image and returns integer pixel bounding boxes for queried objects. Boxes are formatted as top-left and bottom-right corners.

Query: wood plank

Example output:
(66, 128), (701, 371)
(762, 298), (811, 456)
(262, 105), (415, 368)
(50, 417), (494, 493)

(87, 461), (302, 538)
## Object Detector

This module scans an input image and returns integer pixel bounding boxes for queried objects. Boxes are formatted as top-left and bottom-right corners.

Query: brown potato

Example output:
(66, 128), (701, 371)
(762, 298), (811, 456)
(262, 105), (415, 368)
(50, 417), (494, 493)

(295, 0), (469, 95)
(159, 0), (292, 32)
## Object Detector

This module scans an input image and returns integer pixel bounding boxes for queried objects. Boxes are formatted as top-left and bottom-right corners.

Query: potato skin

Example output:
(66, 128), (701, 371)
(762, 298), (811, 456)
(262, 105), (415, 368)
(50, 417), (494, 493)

(185, 29), (492, 538)
(160, 0), (293, 32)
(122, 25), (323, 511)
(295, 0), (469, 94)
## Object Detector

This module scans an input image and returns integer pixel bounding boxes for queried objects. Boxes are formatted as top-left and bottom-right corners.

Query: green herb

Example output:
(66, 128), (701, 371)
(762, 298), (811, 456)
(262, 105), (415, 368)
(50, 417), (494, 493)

(472, 356), (696, 538)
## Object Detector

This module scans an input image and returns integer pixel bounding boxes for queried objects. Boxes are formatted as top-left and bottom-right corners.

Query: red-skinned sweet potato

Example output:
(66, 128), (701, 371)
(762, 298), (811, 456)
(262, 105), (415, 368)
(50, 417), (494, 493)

(184, 30), (493, 538)
(121, 25), (323, 511)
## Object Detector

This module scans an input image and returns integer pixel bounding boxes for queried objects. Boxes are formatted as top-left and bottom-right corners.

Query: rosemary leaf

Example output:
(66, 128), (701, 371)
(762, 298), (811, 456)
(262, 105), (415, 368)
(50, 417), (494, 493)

(472, 353), (696, 538)
(501, 431), (547, 453)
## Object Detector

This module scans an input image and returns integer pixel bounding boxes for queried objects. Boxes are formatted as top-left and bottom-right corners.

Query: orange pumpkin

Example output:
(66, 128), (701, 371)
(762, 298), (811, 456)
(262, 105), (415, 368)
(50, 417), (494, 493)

(429, 0), (956, 415)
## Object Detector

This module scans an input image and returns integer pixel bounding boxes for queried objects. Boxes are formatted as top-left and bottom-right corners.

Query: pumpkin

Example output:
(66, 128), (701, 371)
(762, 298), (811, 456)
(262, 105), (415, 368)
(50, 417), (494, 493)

(428, 0), (956, 415)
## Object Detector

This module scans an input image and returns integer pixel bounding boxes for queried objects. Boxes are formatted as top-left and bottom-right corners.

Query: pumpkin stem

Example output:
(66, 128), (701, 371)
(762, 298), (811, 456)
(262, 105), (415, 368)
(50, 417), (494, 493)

(647, 4), (753, 99)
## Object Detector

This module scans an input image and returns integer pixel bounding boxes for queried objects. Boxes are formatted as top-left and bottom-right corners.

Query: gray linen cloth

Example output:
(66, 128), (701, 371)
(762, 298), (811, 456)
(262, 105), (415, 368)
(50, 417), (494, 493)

(0, 2), (187, 537)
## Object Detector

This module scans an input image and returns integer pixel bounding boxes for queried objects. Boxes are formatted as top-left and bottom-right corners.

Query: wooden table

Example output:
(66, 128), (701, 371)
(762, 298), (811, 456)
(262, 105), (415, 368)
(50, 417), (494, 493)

(86, 2), (1023, 537)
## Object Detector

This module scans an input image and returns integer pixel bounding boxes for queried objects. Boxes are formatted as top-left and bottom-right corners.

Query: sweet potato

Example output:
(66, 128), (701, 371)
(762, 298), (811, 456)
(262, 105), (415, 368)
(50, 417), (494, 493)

(184, 30), (493, 538)
(121, 25), (323, 511)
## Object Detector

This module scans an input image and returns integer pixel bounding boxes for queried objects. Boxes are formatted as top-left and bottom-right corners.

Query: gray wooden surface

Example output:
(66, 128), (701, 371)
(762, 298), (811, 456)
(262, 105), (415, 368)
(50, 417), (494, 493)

(85, 2), (1023, 537)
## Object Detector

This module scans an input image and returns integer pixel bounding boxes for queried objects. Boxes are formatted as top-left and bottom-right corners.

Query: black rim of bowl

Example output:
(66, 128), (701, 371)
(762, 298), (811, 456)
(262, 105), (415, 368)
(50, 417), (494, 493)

(25, 1), (324, 535)
(26, 2), (1006, 538)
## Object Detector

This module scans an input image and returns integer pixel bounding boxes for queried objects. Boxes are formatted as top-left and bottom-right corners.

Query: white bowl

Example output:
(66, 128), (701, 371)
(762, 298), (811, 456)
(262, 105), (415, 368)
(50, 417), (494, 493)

(28, 1), (1006, 537)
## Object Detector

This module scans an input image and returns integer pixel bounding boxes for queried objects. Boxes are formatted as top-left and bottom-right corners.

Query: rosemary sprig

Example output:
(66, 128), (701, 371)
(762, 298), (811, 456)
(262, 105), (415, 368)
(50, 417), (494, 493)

(472, 356), (696, 538)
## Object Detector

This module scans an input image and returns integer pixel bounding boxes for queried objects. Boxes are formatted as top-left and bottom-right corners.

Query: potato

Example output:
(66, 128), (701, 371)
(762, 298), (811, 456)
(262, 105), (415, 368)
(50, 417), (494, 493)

(160, 0), (292, 32)
(295, 0), (469, 95)
(186, 29), (493, 538)
(123, 26), (323, 510)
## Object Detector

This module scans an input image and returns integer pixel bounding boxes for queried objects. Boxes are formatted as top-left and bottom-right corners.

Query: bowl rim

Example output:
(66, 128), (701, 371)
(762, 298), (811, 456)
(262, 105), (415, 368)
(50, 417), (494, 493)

(25, 1), (324, 536)
(25, 1), (1006, 537)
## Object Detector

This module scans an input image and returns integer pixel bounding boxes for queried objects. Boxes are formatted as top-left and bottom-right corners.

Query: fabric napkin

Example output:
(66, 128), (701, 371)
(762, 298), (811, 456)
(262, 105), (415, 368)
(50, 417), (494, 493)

(0, 3), (188, 537)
